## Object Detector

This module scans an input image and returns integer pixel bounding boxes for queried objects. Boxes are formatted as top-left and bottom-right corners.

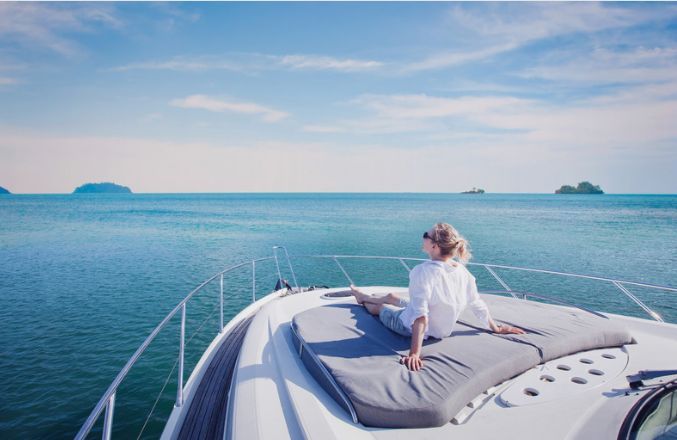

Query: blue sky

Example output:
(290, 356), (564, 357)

(0, 2), (675, 193)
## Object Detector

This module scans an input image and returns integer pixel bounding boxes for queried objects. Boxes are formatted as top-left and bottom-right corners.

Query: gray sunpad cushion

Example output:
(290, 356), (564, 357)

(291, 294), (634, 428)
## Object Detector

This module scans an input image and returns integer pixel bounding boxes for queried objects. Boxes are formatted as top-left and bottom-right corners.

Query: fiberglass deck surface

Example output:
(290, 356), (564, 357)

(177, 314), (254, 440)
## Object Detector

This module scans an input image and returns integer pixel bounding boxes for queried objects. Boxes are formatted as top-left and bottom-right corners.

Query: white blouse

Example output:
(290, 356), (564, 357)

(399, 260), (491, 339)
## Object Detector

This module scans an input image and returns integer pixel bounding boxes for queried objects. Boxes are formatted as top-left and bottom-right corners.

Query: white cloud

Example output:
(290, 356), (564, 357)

(521, 46), (677, 85)
(302, 94), (523, 136)
(447, 2), (644, 42)
(149, 2), (201, 29)
(305, 81), (677, 157)
(352, 94), (532, 120)
(0, 3), (122, 56)
(404, 3), (673, 72)
(0, 59), (27, 87)
(111, 56), (248, 73)
(170, 94), (289, 123)
(403, 43), (518, 73)
(113, 53), (384, 73)
(279, 55), (383, 72)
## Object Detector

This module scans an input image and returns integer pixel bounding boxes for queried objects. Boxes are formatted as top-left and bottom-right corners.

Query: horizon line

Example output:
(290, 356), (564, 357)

(2, 191), (676, 196)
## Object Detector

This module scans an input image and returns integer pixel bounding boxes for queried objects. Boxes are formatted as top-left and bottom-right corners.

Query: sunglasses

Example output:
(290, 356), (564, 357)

(423, 231), (434, 241)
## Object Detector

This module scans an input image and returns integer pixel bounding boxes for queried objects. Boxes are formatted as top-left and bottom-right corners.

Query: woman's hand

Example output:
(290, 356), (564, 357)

(496, 324), (526, 335)
(400, 354), (423, 371)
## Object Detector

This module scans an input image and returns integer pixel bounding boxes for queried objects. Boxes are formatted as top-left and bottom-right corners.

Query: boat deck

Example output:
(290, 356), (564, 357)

(177, 314), (254, 440)
(225, 287), (677, 440)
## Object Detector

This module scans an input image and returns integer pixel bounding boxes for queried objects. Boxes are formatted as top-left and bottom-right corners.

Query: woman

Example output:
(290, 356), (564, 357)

(350, 223), (525, 372)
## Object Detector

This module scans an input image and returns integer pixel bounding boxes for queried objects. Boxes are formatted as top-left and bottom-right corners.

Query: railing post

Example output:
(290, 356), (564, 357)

(176, 303), (186, 407)
(398, 258), (411, 272)
(272, 246), (299, 291)
(483, 265), (519, 299)
(102, 392), (115, 440)
(219, 274), (224, 333)
(333, 257), (354, 286)
(252, 260), (256, 303)
(282, 247), (299, 290)
(273, 248), (283, 285)
(612, 281), (663, 322)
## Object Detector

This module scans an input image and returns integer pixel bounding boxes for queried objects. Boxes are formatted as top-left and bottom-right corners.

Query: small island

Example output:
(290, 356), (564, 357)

(73, 182), (132, 194)
(461, 187), (485, 194)
(0, 185), (10, 194)
(555, 181), (604, 194)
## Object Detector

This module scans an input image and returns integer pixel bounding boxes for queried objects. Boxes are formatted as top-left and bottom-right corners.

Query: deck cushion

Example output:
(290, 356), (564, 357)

(290, 294), (633, 428)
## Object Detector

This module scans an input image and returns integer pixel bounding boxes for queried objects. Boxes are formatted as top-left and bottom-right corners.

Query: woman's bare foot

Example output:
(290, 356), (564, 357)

(350, 284), (370, 305)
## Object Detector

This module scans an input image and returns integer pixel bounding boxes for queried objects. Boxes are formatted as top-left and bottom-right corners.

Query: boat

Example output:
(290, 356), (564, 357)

(75, 247), (677, 439)
(461, 187), (485, 194)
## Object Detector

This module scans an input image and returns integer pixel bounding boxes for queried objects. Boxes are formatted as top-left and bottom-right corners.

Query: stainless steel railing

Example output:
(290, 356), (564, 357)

(75, 256), (274, 440)
(76, 251), (676, 439)
(292, 254), (675, 322)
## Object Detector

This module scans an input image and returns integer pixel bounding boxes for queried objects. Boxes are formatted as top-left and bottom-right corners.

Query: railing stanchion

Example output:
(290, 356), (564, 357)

(398, 258), (411, 273)
(273, 248), (283, 285)
(612, 281), (663, 322)
(273, 246), (299, 291)
(333, 257), (354, 286)
(219, 274), (224, 333)
(282, 247), (299, 290)
(252, 260), (256, 303)
(102, 392), (115, 440)
(484, 265), (518, 299)
(176, 303), (186, 407)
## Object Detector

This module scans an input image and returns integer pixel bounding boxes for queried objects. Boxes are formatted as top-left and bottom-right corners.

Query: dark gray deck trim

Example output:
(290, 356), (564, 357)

(177, 314), (254, 440)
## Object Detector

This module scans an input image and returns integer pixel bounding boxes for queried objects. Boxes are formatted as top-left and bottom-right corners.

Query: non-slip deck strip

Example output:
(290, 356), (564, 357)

(177, 314), (254, 440)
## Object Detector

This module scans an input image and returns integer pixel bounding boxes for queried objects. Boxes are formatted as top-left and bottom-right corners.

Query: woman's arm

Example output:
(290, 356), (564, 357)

(465, 271), (525, 335)
(401, 315), (428, 371)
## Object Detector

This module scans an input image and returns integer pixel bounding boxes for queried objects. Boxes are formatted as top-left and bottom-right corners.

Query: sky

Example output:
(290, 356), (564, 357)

(0, 2), (676, 194)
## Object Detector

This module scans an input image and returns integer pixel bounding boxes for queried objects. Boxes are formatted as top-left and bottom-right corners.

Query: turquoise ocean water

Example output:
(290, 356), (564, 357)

(1, 193), (675, 438)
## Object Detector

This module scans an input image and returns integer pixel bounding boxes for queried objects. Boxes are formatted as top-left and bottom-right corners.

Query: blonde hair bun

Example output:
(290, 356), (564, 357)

(430, 223), (472, 262)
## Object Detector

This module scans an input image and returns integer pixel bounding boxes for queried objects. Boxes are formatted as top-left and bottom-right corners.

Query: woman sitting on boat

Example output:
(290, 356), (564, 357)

(350, 222), (525, 372)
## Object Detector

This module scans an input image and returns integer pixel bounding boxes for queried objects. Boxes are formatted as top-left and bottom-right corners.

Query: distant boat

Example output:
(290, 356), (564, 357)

(461, 187), (485, 194)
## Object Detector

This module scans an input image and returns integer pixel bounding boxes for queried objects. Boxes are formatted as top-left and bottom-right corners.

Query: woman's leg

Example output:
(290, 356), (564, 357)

(364, 302), (383, 316)
(350, 285), (401, 306)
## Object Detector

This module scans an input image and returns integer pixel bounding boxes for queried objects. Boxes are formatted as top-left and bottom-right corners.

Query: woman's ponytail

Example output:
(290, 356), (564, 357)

(454, 238), (472, 262)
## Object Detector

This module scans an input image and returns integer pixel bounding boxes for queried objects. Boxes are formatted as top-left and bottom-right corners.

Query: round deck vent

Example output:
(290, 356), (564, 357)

(322, 290), (353, 299)
(523, 388), (540, 396)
